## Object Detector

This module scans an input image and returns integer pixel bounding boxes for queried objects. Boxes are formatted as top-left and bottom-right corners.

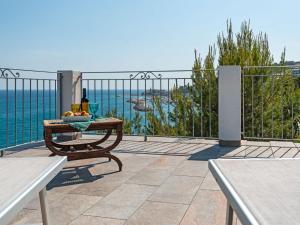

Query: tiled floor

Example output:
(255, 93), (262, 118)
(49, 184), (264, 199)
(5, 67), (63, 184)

(6, 136), (300, 225)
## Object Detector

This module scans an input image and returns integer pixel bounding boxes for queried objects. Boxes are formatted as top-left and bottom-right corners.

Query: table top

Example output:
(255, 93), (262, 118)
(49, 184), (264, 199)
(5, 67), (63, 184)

(0, 156), (67, 225)
(44, 117), (123, 128)
(208, 158), (300, 225)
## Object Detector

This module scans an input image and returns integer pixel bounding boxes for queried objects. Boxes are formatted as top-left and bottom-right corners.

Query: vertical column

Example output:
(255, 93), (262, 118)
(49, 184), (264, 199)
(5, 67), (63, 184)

(218, 66), (241, 146)
(57, 71), (82, 141)
(57, 70), (82, 118)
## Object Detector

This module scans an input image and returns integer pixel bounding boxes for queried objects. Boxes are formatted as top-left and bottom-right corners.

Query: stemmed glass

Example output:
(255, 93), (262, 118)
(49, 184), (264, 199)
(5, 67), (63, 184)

(89, 103), (100, 120)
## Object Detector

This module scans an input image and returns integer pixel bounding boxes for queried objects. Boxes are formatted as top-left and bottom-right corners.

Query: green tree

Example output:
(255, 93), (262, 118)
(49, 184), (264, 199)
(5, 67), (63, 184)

(145, 20), (300, 140)
(105, 108), (132, 134)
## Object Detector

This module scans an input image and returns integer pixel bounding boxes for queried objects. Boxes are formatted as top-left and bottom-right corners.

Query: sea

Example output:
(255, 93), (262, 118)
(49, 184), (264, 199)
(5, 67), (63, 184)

(0, 89), (171, 149)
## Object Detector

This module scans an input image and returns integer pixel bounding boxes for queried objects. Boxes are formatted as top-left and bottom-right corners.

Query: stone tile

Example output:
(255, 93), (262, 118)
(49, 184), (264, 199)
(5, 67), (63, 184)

(294, 151), (300, 158)
(150, 142), (180, 153)
(47, 167), (94, 193)
(70, 171), (135, 197)
(86, 203), (139, 220)
(187, 146), (211, 155)
(126, 201), (188, 225)
(188, 145), (219, 160)
(47, 180), (81, 194)
(173, 160), (208, 177)
(11, 194), (101, 225)
(121, 156), (157, 172)
(186, 144), (210, 155)
(64, 157), (103, 168)
(197, 139), (218, 145)
(7, 149), (48, 157)
(147, 155), (185, 170)
(166, 143), (197, 154)
(127, 168), (171, 186)
(270, 141), (295, 148)
(180, 190), (226, 225)
(100, 184), (155, 206)
(245, 146), (267, 158)
(244, 141), (270, 147)
(180, 138), (207, 144)
(149, 176), (203, 204)
(69, 215), (125, 225)
(84, 184), (156, 219)
(147, 137), (180, 143)
(200, 171), (220, 191)
(120, 142), (163, 153)
(218, 146), (247, 158)
(294, 142), (300, 148)
(114, 142), (139, 150)
(50, 194), (101, 225)
(240, 140), (247, 145)
(113, 152), (137, 159)
(177, 144), (204, 154)
(25, 190), (65, 210)
(87, 161), (124, 175)
(9, 209), (41, 225)
(281, 148), (299, 158)
(254, 146), (274, 158)
(257, 146), (276, 158)
(134, 154), (160, 159)
(273, 147), (291, 158)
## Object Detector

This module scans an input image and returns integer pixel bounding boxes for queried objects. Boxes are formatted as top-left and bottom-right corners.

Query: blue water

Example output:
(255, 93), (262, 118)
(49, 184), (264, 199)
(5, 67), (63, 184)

(0, 90), (170, 149)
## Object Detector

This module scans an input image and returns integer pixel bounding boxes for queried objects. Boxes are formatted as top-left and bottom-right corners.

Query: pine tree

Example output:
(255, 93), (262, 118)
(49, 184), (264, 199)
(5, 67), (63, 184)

(145, 20), (300, 139)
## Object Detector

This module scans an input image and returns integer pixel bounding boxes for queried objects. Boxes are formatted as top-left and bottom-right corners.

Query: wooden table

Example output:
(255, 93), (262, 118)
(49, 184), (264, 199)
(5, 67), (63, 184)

(44, 118), (123, 171)
(0, 156), (67, 225)
(209, 158), (300, 225)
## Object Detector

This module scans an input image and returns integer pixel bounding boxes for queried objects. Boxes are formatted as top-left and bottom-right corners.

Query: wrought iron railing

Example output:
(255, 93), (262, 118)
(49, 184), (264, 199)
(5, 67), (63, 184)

(82, 69), (218, 139)
(242, 66), (300, 140)
(0, 68), (57, 149)
(3, 65), (300, 150)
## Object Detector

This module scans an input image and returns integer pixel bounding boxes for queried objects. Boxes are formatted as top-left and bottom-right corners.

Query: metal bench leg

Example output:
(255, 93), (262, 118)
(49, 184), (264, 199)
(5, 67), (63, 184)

(226, 201), (233, 225)
(39, 187), (51, 225)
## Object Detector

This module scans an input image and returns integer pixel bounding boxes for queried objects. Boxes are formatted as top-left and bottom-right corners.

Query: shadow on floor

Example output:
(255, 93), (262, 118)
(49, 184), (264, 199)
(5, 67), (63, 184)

(188, 144), (240, 161)
(47, 161), (119, 190)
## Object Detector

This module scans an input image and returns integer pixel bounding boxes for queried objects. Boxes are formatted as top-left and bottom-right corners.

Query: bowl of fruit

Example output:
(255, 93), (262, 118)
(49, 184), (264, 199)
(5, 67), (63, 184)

(62, 111), (92, 122)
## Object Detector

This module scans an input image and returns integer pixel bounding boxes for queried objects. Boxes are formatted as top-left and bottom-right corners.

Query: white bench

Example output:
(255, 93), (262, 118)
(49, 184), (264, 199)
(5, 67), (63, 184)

(209, 158), (300, 225)
(0, 156), (67, 225)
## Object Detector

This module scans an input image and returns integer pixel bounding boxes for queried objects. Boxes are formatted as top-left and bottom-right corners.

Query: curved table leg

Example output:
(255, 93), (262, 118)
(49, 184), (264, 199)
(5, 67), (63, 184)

(90, 129), (112, 146)
(44, 125), (123, 172)
(92, 125), (123, 153)
(104, 153), (122, 171)
(49, 129), (112, 150)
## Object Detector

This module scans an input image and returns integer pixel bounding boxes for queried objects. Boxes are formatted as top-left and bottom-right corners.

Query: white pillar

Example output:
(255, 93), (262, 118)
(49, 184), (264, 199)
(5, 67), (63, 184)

(57, 70), (82, 118)
(218, 66), (241, 146)
(57, 70), (82, 141)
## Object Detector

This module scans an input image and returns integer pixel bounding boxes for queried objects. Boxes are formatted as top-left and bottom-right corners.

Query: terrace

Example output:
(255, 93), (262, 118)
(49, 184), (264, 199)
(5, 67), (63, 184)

(1, 66), (300, 225)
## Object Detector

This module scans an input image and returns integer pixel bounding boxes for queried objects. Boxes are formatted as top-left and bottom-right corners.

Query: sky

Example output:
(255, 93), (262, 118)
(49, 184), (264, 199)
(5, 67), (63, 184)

(0, 0), (300, 73)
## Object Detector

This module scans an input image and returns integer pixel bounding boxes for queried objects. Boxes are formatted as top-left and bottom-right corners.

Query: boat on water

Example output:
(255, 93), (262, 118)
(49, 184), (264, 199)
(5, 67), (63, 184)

(133, 103), (151, 112)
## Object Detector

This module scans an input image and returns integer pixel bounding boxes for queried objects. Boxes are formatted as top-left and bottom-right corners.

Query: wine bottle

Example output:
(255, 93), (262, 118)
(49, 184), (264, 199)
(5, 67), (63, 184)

(81, 88), (89, 113)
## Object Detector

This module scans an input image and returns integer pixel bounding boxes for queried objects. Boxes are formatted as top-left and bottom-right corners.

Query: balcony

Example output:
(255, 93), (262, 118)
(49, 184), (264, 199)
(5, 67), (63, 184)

(1, 66), (300, 225)
(4, 136), (300, 225)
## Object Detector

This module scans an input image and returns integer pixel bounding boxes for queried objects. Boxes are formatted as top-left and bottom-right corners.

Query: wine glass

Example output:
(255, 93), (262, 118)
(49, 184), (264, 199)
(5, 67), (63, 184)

(89, 103), (99, 120)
